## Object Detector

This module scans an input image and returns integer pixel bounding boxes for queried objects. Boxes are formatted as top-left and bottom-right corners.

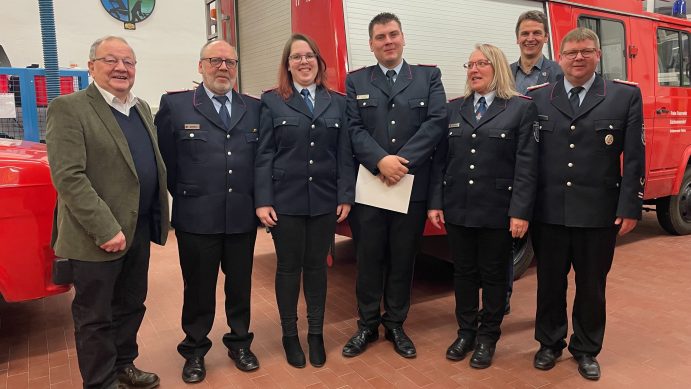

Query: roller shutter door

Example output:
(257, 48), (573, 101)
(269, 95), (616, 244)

(343, 0), (548, 97)
(237, 0), (291, 96)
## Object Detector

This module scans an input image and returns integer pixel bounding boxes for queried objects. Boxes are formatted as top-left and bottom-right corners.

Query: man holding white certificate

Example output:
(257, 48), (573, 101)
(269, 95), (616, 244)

(342, 12), (446, 359)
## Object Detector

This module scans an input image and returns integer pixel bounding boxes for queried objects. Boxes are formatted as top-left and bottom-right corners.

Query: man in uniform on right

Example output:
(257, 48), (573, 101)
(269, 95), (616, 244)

(527, 27), (644, 380)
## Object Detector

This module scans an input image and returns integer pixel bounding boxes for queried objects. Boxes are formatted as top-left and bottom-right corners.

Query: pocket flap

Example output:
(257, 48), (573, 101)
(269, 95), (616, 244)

(324, 118), (342, 129)
(176, 183), (200, 196)
(245, 132), (259, 143)
(489, 128), (513, 139)
(538, 121), (554, 132)
(272, 168), (285, 180)
(495, 178), (514, 190)
(177, 130), (208, 141)
(273, 116), (299, 127)
(358, 98), (378, 108)
(594, 119), (623, 131)
(409, 98), (428, 108)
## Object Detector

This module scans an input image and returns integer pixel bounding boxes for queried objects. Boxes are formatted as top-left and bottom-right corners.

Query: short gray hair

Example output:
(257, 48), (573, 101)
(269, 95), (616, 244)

(89, 36), (134, 60)
(199, 39), (236, 59)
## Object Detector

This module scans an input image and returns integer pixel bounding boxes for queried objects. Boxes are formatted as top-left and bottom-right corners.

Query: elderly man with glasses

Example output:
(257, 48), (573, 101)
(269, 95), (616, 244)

(155, 39), (261, 384)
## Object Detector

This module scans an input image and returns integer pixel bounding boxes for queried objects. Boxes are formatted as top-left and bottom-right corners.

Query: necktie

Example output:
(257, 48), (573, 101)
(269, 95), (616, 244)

(300, 88), (314, 113)
(476, 96), (487, 122)
(386, 69), (396, 90)
(569, 86), (584, 115)
(213, 95), (230, 129)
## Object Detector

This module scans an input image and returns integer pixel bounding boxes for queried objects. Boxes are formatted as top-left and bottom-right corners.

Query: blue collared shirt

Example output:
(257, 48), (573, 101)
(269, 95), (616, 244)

(204, 84), (233, 120)
(473, 90), (496, 112)
(514, 56), (545, 94)
(563, 73), (596, 106)
(293, 82), (316, 106)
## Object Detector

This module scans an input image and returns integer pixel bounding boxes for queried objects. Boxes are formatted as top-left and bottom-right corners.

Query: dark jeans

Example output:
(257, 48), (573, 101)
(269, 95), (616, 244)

(532, 222), (617, 357)
(349, 202), (427, 330)
(446, 224), (512, 345)
(175, 229), (257, 359)
(71, 217), (151, 389)
(270, 212), (336, 336)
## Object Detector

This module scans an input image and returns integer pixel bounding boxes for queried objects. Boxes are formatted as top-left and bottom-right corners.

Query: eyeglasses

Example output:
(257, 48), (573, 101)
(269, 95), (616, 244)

(463, 60), (492, 69)
(202, 57), (240, 69)
(92, 56), (137, 69)
(288, 53), (317, 62)
(561, 48), (598, 60)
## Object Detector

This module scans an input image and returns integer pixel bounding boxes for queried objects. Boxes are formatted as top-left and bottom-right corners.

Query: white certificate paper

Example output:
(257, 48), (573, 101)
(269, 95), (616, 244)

(355, 164), (414, 214)
(0, 93), (16, 119)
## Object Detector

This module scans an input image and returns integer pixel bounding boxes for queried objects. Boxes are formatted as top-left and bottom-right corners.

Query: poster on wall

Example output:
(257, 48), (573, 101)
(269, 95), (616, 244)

(100, 0), (156, 30)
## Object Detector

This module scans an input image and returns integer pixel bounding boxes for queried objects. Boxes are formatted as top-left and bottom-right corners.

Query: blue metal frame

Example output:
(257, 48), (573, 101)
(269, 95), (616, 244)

(0, 67), (89, 141)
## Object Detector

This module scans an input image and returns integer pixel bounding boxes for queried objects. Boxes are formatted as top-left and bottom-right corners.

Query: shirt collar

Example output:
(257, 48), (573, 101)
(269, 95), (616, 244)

(293, 82), (316, 98)
(473, 90), (496, 107)
(516, 55), (545, 74)
(563, 72), (597, 95)
(203, 83), (233, 104)
(378, 60), (404, 77)
(93, 81), (137, 108)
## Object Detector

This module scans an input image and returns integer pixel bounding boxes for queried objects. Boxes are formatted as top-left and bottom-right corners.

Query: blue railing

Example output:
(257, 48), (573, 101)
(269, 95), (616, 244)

(0, 67), (89, 142)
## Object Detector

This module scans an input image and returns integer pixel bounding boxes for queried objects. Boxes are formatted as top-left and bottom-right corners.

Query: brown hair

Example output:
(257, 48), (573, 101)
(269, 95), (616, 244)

(276, 34), (328, 100)
(515, 10), (549, 37)
(368, 12), (402, 39)
(560, 27), (601, 51)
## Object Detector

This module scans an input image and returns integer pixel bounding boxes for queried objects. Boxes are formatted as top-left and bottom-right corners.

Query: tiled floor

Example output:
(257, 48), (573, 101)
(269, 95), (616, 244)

(1, 212), (691, 388)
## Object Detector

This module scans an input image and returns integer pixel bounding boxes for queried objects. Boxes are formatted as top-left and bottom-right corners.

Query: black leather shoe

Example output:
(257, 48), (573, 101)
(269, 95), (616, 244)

(384, 327), (416, 358)
(307, 333), (326, 367)
(116, 365), (160, 389)
(446, 337), (475, 361)
(469, 343), (495, 369)
(342, 328), (378, 357)
(228, 348), (259, 372)
(282, 335), (306, 368)
(575, 355), (601, 380)
(182, 356), (205, 383)
(533, 346), (562, 370)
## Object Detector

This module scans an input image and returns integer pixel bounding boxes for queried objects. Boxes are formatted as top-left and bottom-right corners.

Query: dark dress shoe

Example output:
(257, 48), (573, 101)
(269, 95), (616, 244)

(116, 365), (160, 389)
(282, 335), (306, 368)
(384, 327), (416, 358)
(446, 337), (475, 361)
(469, 343), (495, 369)
(342, 327), (378, 357)
(228, 348), (259, 372)
(307, 333), (326, 367)
(575, 355), (601, 380)
(182, 356), (205, 383)
(533, 346), (562, 370)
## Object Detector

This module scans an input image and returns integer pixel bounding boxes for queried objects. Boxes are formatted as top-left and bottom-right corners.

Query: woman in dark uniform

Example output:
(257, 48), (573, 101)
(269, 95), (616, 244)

(428, 43), (538, 369)
(255, 34), (354, 368)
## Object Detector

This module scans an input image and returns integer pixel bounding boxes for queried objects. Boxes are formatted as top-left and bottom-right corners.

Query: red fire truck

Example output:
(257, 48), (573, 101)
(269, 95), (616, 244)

(206, 0), (691, 277)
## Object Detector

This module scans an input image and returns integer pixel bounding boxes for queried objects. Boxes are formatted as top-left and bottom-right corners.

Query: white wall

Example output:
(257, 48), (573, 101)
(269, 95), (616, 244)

(0, 0), (206, 108)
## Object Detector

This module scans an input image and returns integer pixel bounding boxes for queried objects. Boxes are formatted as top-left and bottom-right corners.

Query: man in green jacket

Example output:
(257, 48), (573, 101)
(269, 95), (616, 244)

(46, 36), (169, 389)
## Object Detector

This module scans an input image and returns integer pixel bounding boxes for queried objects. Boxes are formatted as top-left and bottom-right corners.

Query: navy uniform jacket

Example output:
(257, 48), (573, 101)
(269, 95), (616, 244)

(527, 75), (645, 227)
(346, 61), (447, 201)
(155, 84), (261, 234)
(428, 95), (539, 228)
(254, 87), (355, 216)
(510, 56), (562, 90)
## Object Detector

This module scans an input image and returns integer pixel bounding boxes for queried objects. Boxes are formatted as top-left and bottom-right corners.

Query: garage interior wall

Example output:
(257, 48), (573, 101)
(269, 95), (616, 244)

(0, 0), (205, 108)
(342, 0), (548, 98)
(236, 0), (291, 96)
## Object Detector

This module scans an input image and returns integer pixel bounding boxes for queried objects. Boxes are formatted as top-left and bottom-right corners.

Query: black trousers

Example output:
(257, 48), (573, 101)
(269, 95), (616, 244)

(270, 212), (336, 336)
(531, 222), (618, 357)
(175, 229), (257, 359)
(350, 202), (427, 330)
(446, 224), (512, 345)
(71, 217), (151, 389)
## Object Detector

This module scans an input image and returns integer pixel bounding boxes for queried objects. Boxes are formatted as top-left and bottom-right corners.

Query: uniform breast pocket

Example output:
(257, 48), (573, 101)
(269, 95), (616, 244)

(594, 119), (623, 152)
(323, 118), (342, 146)
(409, 98), (429, 125)
(273, 116), (300, 148)
(447, 127), (463, 157)
(537, 120), (554, 142)
(176, 130), (209, 164)
(357, 98), (378, 128)
(488, 128), (514, 152)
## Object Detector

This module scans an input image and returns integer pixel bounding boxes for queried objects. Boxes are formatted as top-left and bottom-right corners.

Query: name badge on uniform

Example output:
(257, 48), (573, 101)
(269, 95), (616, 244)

(448, 122), (460, 128)
(538, 115), (549, 121)
(184, 124), (201, 130)
(356, 94), (370, 100)
(604, 134), (614, 145)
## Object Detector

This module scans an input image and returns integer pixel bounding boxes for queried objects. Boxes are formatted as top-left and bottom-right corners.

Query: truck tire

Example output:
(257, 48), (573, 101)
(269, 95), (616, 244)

(656, 168), (691, 235)
(512, 234), (534, 280)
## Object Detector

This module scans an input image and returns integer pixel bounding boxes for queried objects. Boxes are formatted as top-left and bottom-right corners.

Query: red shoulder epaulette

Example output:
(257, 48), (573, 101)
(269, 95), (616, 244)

(613, 79), (639, 87)
(347, 66), (366, 74)
(527, 82), (550, 91)
(517, 94), (533, 100)
(417, 63), (438, 67)
(330, 89), (346, 96)
(448, 96), (463, 102)
(261, 87), (277, 93)
(166, 89), (191, 94)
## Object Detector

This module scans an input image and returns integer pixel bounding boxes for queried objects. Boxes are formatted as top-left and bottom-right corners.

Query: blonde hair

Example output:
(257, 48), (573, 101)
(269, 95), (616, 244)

(560, 27), (600, 51)
(464, 44), (518, 100)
